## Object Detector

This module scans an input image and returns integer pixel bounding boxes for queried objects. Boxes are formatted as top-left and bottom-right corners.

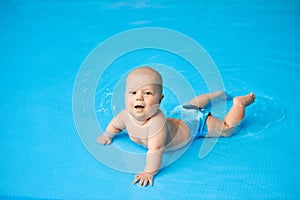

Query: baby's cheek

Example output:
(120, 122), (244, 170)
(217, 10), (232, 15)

(125, 97), (132, 106)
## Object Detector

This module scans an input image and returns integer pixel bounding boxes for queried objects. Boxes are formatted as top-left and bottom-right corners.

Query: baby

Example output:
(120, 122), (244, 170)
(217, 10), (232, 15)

(97, 67), (255, 187)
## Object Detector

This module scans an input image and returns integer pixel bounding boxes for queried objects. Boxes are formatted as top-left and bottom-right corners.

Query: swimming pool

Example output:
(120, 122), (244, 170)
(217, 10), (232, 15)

(1, 0), (299, 199)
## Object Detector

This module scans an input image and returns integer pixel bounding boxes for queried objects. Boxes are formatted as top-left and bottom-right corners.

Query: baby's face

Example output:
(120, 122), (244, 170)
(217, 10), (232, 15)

(125, 70), (163, 122)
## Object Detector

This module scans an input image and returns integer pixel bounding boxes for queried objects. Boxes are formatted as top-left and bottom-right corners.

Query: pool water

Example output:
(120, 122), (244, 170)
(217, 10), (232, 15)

(1, 0), (300, 199)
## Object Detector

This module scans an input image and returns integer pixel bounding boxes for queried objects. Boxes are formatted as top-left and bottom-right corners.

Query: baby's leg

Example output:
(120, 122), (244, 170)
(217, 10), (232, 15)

(186, 91), (226, 108)
(206, 92), (255, 137)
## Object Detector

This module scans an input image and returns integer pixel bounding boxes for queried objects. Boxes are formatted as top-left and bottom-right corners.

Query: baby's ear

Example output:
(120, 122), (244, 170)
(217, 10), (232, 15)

(159, 94), (164, 103)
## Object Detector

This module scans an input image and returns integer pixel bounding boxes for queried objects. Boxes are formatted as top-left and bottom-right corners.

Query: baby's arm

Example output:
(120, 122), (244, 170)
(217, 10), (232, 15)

(133, 122), (167, 187)
(97, 110), (127, 145)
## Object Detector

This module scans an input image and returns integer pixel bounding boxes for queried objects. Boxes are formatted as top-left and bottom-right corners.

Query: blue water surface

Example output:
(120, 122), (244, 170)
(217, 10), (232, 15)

(1, 0), (300, 199)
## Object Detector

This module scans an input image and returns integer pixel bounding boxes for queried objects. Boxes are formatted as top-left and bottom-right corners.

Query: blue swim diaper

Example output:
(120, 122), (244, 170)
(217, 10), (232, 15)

(168, 104), (211, 139)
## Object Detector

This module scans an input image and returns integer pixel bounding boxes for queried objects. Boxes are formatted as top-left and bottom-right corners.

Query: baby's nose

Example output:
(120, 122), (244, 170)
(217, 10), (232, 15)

(136, 94), (144, 101)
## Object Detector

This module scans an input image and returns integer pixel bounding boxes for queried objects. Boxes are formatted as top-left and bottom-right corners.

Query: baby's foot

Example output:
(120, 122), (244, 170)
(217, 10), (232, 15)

(233, 92), (255, 107)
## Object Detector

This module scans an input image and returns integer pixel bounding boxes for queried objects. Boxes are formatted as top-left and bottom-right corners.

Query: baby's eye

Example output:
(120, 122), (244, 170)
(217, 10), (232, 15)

(129, 91), (136, 95)
(144, 91), (153, 95)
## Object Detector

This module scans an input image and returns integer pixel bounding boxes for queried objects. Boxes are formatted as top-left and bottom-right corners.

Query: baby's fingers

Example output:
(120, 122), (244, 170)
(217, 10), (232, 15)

(105, 139), (112, 145)
(133, 175), (141, 185)
(133, 173), (153, 187)
(96, 136), (104, 142)
(133, 175), (147, 187)
(142, 177), (153, 187)
(97, 136), (111, 145)
(142, 178), (149, 187)
(149, 178), (153, 186)
(139, 177), (146, 186)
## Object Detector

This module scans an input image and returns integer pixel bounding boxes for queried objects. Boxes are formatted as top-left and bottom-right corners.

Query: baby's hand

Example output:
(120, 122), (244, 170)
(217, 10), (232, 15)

(133, 172), (154, 187)
(96, 134), (112, 145)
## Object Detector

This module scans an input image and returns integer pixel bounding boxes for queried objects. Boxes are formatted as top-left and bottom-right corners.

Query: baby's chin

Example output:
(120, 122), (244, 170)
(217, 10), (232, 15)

(129, 107), (160, 121)
(129, 113), (150, 122)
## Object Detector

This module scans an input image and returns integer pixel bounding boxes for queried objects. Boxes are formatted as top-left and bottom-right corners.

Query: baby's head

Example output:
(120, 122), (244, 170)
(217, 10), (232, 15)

(125, 67), (164, 121)
(126, 67), (163, 94)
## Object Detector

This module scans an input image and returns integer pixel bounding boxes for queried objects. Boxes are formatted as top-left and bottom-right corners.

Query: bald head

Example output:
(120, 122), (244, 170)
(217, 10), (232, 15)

(126, 67), (163, 94)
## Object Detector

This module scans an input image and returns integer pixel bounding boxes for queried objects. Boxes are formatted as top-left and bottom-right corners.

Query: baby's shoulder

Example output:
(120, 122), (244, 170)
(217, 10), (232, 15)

(147, 110), (167, 130)
(151, 109), (167, 121)
(113, 109), (129, 124)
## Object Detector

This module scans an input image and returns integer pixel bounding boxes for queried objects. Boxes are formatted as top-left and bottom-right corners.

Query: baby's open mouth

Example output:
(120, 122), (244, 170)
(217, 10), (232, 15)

(134, 105), (145, 109)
